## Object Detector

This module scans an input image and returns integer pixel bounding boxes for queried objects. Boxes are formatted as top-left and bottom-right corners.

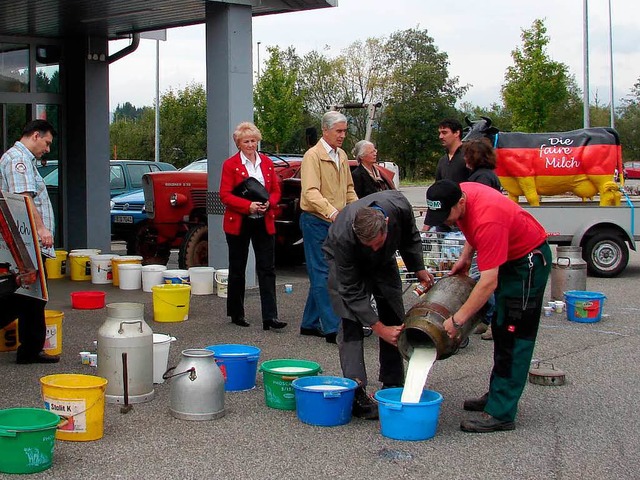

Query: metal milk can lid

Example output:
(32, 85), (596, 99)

(528, 362), (566, 386)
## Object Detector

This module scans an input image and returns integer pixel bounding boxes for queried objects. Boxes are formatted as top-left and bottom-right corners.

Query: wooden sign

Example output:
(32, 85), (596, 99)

(0, 191), (48, 301)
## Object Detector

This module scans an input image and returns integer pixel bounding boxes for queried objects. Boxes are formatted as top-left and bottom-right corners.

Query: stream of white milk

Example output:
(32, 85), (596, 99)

(400, 347), (437, 403)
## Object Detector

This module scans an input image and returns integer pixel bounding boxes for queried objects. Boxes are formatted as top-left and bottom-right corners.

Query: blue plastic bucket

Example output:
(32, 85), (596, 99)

(564, 290), (606, 323)
(205, 344), (261, 391)
(292, 376), (357, 427)
(374, 388), (443, 441)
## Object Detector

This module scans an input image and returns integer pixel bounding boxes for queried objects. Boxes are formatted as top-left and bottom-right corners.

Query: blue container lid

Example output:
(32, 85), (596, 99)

(205, 344), (261, 358)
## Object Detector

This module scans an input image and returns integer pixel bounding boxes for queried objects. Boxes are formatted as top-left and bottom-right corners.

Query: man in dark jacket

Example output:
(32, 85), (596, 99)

(324, 190), (434, 419)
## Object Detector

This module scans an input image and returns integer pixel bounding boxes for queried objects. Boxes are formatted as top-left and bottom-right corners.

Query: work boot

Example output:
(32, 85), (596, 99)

(352, 386), (378, 420)
(460, 412), (515, 433)
(481, 325), (493, 340)
(463, 392), (489, 411)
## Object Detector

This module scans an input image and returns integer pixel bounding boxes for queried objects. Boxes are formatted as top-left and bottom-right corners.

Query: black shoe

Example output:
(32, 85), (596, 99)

(463, 392), (489, 412)
(300, 327), (325, 337)
(352, 386), (378, 419)
(231, 317), (250, 327)
(382, 383), (404, 390)
(263, 319), (287, 330)
(460, 413), (515, 433)
(16, 351), (60, 364)
(325, 332), (337, 344)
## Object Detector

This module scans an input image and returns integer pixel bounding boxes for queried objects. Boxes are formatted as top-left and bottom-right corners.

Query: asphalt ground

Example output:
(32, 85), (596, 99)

(1, 186), (640, 479)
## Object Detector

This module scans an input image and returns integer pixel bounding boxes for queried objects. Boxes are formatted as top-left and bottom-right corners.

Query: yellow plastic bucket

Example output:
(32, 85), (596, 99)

(45, 249), (68, 279)
(0, 320), (19, 352)
(151, 284), (191, 322)
(43, 310), (64, 356)
(69, 249), (100, 281)
(111, 255), (143, 287)
(40, 374), (108, 442)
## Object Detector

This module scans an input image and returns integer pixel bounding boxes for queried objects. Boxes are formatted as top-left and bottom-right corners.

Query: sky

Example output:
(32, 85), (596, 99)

(108, 0), (640, 113)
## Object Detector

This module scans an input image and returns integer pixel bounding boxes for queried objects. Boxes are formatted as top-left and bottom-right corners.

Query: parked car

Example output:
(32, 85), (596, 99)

(134, 154), (395, 268)
(623, 161), (640, 180)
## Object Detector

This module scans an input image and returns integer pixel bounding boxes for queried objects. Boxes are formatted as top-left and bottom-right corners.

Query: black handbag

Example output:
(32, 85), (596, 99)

(232, 177), (270, 203)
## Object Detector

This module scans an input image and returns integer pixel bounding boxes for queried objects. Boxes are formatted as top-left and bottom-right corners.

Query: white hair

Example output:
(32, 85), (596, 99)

(322, 111), (348, 130)
(352, 140), (374, 161)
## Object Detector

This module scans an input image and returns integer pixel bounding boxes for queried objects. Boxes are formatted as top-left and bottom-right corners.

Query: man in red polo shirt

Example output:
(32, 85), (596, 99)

(425, 180), (551, 433)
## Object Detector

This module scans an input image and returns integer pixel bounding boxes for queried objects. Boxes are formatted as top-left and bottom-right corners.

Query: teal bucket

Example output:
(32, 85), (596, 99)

(374, 388), (443, 441)
(292, 376), (357, 427)
(0, 408), (61, 474)
(564, 290), (606, 323)
(259, 359), (322, 410)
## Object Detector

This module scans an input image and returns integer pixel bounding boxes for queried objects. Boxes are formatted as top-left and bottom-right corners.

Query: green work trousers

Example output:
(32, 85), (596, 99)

(485, 242), (552, 422)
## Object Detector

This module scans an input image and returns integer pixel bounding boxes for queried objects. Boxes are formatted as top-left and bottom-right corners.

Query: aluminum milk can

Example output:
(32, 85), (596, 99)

(398, 275), (487, 360)
(550, 246), (587, 301)
(97, 302), (155, 404)
(167, 349), (225, 421)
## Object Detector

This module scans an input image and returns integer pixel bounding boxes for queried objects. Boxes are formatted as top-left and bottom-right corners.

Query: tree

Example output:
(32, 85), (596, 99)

(254, 46), (304, 153)
(377, 28), (467, 179)
(617, 78), (640, 161)
(113, 102), (145, 122)
(501, 19), (576, 132)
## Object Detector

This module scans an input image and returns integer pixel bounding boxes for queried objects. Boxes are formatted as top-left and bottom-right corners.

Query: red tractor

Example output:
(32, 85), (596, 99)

(137, 154), (395, 269)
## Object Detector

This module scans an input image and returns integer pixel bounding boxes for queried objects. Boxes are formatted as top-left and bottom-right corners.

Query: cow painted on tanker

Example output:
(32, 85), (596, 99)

(463, 117), (623, 206)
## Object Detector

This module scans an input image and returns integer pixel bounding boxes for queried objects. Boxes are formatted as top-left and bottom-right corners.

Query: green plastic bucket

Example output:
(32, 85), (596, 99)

(0, 407), (61, 474)
(259, 359), (322, 410)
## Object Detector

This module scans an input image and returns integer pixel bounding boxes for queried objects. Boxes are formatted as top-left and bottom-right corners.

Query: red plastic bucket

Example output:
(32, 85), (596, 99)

(70, 291), (106, 310)
(564, 290), (606, 323)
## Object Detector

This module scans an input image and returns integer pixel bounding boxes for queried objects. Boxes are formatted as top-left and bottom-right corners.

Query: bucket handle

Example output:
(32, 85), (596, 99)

(156, 294), (187, 309)
(323, 391), (344, 399)
(118, 321), (143, 334)
(162, 366), (197, 381)
(247, 355), (260, 362)
(0, 428), (17, 437)
(380, 402), (403, 411)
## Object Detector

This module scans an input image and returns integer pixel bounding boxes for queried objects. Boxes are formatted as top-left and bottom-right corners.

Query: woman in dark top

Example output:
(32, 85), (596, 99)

(462, 138), (502, 192)
(351, 140), (394, 198)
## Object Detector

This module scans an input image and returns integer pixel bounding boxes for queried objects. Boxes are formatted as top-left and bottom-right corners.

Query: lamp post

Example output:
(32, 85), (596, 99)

(583, 0), (590, 128)
(608, 0), (615, 128)
(257, 41), (261, 81)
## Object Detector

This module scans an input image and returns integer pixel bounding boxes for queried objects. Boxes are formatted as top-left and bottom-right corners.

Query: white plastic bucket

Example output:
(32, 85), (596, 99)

(142, 265), (167, 292)
(188, 267), (215, 295)
(163, 269), (190, 285)
(153, 333), (176, 384)
(215, 269), (229, 298)
(90, 254), (118, 284)
(118, 264), (142, 290)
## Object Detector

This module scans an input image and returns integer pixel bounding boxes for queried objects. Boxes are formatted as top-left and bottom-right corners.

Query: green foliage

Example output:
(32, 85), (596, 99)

(501, 19), (576, 132)
(254, 46), (304, 153)
(114, 102), (145, 122)
(376, 28), (467, 179)
(617, 77), (640, 161)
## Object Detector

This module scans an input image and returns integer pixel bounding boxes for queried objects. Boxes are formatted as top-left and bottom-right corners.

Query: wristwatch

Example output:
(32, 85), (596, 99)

(451, 315), (463, 330)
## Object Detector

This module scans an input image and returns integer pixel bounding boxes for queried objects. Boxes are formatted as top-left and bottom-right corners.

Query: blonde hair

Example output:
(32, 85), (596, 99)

(233, 122), (262, 147)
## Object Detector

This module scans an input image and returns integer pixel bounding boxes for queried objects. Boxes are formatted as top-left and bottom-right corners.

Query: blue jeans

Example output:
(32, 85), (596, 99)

(300, 212), (340, 334)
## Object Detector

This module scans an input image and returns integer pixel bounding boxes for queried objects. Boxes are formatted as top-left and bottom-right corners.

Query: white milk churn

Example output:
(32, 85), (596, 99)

(550, 246), (587, 301)
(97, 302), (155, 404)
(166, 349), (225, 421)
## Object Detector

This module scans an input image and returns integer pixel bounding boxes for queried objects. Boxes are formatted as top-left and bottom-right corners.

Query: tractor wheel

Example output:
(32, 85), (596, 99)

(179, 224), (208, 269)
(128, 220), (170, 265)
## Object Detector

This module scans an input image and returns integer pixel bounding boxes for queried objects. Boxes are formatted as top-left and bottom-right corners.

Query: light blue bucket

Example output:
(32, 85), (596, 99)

(205, 344), (261, 391)
(564, 290), (606, 323)
(292, 376), (357, 427)
(163, 269), (190, 284)
(374, 388), (443, 441)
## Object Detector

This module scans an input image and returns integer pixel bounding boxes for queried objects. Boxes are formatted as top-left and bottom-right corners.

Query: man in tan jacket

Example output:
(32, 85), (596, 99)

(299, 111), (357, 343)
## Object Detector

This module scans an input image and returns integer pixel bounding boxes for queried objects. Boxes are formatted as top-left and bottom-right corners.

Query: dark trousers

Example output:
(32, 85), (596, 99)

(338, 265), (405, 388)
(225, 217), (277, 322)
(0, 293), (47, 358)
(485, 242), (552, 422)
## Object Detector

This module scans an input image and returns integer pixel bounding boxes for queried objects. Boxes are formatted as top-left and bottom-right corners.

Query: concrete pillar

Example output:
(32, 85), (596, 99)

(63, 35), (111, 252)
(205, 3), (254, 284)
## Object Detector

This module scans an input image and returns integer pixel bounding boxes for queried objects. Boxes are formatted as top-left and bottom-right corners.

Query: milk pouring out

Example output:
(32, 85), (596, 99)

(401, 346), (437, 403)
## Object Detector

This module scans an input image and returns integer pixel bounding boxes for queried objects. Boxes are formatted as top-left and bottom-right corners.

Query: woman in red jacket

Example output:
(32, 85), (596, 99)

(219, 122), (286, 330)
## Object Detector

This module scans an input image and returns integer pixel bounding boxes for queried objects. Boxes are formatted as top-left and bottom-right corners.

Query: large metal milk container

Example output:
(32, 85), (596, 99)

(551, 246), (587, 301)
(97, 302), (155, 404)
(398, 275), (486, 360)
(168, 349), (225, 421)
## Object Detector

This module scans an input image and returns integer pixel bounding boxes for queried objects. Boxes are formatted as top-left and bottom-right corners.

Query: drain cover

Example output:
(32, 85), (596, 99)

(528, 362), (566, 386)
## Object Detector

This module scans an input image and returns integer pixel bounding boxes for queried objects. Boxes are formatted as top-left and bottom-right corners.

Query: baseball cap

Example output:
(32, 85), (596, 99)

(425, 180), (463, 226)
